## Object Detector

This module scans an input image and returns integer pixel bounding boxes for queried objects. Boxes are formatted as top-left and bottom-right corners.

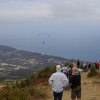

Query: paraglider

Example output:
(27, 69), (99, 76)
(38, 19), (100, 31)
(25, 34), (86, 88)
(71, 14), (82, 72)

(38, 33), (49, 37)
(38, 33), (49, 44)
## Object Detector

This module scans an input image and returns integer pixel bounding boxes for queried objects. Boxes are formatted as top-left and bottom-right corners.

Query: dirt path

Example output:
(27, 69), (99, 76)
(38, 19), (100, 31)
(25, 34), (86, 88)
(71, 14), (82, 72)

(47, 72), (100, 100)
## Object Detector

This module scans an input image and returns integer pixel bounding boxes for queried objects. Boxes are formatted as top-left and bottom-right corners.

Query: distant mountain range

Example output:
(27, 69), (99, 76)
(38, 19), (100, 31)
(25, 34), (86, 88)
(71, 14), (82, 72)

(0, 45), (91, 67)
(0, 45), (76, 66)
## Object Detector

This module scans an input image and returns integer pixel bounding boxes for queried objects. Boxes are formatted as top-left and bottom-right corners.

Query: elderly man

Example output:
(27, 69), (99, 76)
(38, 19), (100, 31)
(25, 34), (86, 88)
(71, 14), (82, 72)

(48, 65), (69, 100)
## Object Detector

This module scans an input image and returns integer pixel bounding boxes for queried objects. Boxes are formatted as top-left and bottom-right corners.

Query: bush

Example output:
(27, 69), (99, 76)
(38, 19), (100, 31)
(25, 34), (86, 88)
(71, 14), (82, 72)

(80, 65), (84, 69)
(97, 72), (100, 78)
(0, 66), (56, 100)
(64, 62), (69, 66)
(87, 66), (98, 77)
(28, 87), (36, 96)
(28, 87), (49, 100)
(37, 66), (55, 79)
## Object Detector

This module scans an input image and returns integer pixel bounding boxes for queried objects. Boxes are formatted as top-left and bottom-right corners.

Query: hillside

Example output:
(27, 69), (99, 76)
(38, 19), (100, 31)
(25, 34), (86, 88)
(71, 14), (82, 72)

(0, 64), (100, 100)
(0, 45), (72, 67)
(0, 45), (69, 82)
(0, 45), (80, 82)
(0, 44), (92, 82)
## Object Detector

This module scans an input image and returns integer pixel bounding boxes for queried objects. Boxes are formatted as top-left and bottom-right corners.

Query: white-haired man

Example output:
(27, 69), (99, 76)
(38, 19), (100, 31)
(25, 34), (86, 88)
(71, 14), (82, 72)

(48, 65), (69, 100)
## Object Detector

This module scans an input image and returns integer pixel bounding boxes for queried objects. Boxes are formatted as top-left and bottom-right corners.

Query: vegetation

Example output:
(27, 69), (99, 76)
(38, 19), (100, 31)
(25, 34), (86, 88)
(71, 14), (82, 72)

(80, 64), (84, 70)
(97, 72), (100, 78)
(0, 61), (99, 100)
(0, 66), (55, 100)
(87, 66), (98, 77)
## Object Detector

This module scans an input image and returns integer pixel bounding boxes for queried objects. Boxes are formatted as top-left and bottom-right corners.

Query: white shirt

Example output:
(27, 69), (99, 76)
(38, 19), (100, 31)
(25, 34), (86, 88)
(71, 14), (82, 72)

(62, 66), (67, 73)
(48, 71), (69, 93)
(83, 63), (86, 67)
(67, 67), (71, 72)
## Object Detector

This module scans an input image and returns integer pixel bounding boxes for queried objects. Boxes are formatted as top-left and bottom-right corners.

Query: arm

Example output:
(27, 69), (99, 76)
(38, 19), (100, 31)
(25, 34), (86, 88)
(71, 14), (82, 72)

(69, 83), (72, 88)
(48, 74), (54, 87)
(69, 76), (73, 88)
(63, 75), (69, 87)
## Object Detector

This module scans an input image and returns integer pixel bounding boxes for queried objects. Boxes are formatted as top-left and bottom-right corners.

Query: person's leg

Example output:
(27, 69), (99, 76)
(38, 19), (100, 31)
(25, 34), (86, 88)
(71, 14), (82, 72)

(71, 89), (76, 100)
(57, 91), (63, 100)
(77, 98), (81, 100)
(68, 73), (70, 80)
(53, 91), (57, 100)
(77, 86), (81, 100)
(67, 73), (70, 80)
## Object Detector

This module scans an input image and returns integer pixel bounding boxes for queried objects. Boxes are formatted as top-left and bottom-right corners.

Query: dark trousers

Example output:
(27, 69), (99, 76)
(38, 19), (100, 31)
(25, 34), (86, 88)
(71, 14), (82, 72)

(67, 73), (70, 80)
(53, 91), (63, 100)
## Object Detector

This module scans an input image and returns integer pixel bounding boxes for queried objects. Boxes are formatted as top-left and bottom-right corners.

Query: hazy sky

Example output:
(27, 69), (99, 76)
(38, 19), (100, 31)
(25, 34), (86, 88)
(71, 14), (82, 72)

(0, 0), (100, 23)
(0, 0), (100, 62)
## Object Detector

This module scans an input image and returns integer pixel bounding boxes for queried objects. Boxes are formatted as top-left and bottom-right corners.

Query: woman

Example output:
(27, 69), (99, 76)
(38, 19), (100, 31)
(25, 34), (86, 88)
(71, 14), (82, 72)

(69, 63), (81, 100)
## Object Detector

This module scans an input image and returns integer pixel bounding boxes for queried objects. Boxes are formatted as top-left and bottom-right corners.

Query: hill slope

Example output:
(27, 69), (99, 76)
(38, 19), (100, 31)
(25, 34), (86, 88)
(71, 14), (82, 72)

(0, 44), (90, 82)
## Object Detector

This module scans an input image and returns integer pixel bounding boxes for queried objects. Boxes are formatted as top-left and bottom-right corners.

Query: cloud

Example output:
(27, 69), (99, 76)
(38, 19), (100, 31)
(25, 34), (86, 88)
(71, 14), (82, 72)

(0, 0), (52, 23)
(0, 0), (100, 23)
(51, 0), (100, 22)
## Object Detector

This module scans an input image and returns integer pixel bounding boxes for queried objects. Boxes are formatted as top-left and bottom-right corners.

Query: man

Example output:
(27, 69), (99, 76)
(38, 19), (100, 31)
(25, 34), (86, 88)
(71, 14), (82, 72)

(61, 65), (68, 76)
(83, 62), (87, 71)
(97, 62), (100, 71)
(77, 59), (80, 68)
(69, 64), (81, 100)
(48, 65), (69, 100)
(66, 66), (71, 80)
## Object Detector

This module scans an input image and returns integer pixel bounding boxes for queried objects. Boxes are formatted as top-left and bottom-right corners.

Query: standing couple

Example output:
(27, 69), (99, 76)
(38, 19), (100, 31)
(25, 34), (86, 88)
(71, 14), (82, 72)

(48, 64), (81, 100)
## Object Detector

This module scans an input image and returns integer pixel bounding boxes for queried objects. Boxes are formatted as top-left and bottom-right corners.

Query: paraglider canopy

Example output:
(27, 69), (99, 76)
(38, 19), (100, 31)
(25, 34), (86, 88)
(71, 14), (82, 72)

(38, 33), (49, 37)
(38, 33), (49, 44)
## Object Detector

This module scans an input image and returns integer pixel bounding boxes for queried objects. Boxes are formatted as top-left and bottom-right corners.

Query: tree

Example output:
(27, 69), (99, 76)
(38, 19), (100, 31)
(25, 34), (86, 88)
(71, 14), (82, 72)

(87, 65), (98, 77)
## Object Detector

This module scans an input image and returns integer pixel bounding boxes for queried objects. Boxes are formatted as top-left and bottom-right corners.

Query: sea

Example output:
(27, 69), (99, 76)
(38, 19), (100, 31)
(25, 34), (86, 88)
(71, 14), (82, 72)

(0, 35), (99, 63)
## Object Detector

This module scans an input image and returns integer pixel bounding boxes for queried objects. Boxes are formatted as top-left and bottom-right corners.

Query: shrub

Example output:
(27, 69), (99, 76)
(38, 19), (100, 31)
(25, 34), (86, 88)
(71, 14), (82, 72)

(37, 67), (55, 79)
(97, 72), (100, 78)
(28, 87), (36, 96)
(80, 65), (84, 69)
(0, 66), (56, 100)
(87, 66), (98, 77)
(64, 62), (69, 66)
(34, 89), (49, 100)
(28, 86), (49, 100)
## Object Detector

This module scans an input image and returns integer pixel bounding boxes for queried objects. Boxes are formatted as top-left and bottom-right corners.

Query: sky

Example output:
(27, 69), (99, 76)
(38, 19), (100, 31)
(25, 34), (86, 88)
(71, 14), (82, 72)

(0, 0), (100, 62)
